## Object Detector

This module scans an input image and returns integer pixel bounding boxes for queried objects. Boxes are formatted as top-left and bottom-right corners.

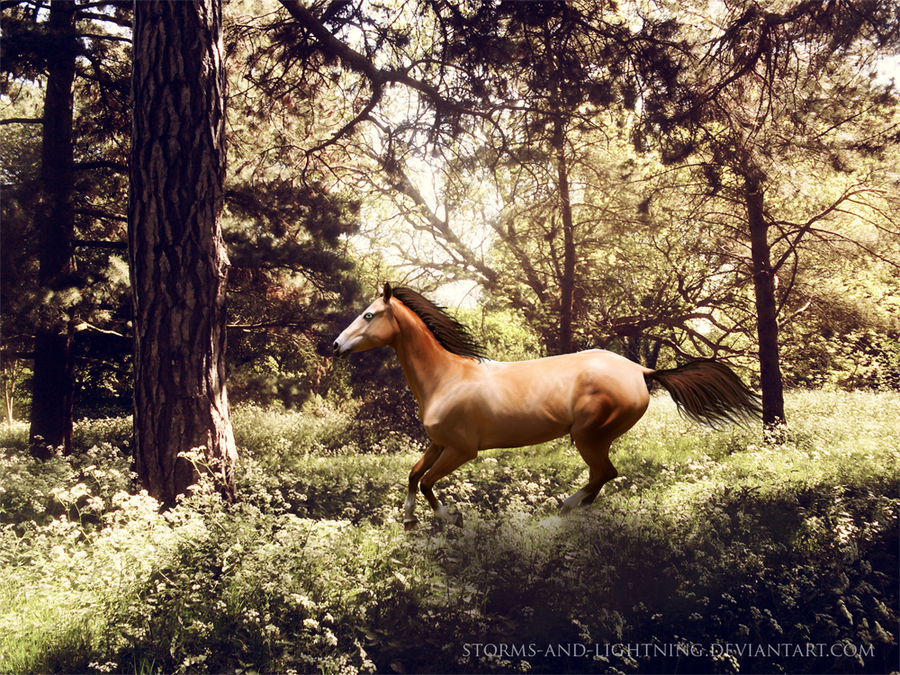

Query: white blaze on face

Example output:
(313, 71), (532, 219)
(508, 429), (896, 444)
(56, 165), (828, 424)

(332, 313), (368, 358)
(332, 294), (390, 358)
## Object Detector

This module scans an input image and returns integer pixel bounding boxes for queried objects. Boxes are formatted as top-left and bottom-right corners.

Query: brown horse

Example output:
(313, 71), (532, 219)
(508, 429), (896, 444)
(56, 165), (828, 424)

(333, 283), (761, 529)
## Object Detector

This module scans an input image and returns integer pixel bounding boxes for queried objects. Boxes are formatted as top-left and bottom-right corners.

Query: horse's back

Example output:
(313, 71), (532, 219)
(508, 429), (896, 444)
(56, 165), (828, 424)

(486, 349), (650, 396)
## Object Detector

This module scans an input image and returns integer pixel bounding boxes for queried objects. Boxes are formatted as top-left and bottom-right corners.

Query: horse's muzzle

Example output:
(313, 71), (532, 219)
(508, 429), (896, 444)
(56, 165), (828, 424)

(332, 340), (349, 359)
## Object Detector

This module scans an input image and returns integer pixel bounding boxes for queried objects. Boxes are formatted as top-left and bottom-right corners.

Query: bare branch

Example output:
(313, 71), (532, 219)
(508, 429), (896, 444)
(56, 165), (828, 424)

(77, 31), (131, 44)
(770, 186), (884, 273)
(0, 117), (43, 126)
(304, 79), (382, 157)
(75, 321), (125, 337)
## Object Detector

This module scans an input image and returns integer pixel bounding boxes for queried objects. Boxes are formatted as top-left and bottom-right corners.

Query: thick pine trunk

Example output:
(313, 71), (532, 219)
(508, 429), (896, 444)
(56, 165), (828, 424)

(129, 0), (236, 506)
(30, 0), (77, 459)
(745, 174), (786, 431)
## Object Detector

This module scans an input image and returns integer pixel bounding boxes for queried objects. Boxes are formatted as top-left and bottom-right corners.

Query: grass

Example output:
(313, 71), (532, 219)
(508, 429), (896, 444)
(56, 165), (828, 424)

(0, 390), (897, 674)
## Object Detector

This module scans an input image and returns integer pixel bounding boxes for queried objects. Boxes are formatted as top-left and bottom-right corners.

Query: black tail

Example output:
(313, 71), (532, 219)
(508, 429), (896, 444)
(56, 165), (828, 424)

(646, 360), (762, 428)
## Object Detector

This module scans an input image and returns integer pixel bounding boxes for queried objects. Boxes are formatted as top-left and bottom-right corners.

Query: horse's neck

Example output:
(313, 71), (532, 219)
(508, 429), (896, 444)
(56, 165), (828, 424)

(391, 306), (459, 408)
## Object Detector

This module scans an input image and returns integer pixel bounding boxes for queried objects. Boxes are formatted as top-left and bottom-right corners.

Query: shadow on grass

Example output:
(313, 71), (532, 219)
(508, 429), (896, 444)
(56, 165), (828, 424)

(378, 478), (899, 674)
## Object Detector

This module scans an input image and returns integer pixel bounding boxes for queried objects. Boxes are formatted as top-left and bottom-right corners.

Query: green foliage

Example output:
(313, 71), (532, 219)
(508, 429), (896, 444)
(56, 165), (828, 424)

(455, 307), (545, 361)
(777, 262), (900, 391)
(1, 391), (898, 673)
(783, 327), (900, 390)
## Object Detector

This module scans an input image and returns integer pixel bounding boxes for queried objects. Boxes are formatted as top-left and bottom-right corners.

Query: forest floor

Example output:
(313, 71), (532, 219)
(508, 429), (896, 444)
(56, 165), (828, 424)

(1, 390), (898, 674)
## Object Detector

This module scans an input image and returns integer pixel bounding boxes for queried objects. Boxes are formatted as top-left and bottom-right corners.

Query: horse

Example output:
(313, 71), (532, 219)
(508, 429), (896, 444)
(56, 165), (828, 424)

(333, 282), (762, 530)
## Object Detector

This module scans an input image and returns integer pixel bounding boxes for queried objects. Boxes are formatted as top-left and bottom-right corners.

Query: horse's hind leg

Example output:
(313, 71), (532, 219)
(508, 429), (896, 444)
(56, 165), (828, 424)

(561, 390), (647, 515)
(579, 468), (606, 508)
(420, 446), (476, 527)
(405, 442), (443, 530)
(560, 437), (617, 515)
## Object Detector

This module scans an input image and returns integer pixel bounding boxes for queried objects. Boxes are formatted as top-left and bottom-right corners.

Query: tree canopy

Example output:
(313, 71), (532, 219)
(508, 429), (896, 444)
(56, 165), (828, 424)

(2, 0), (898, 463)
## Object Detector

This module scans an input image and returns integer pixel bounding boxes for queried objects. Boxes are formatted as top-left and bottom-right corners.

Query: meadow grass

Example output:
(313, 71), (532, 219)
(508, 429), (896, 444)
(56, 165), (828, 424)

(0, 390), (897, 674)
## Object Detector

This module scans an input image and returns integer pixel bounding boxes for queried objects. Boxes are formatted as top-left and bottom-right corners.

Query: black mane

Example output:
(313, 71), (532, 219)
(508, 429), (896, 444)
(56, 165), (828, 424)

(392, 287), (486, 361)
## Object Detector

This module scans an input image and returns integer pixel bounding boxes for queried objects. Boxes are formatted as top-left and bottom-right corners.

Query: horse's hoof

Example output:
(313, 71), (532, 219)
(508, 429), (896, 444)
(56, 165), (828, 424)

(404, 518), (419, 531)
(451, 512), (464, 528)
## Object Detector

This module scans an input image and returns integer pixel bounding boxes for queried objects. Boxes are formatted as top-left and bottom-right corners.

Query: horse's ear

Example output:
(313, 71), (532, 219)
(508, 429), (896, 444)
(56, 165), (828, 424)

(383, 282), (392, 302)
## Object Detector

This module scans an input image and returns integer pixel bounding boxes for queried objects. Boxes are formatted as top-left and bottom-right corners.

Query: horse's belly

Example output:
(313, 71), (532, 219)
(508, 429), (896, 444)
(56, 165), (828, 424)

(477, 414), (572, 449)
(469, 377), (578, 449)
(424, 396), (568, 449)
(422, 378), (572, 450)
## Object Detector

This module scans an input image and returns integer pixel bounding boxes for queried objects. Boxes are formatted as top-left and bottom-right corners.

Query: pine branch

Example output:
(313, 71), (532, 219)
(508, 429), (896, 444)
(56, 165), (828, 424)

(72, 239), (128, 249)
(74, 160), (128, 173)
(277, 0), (494, 155)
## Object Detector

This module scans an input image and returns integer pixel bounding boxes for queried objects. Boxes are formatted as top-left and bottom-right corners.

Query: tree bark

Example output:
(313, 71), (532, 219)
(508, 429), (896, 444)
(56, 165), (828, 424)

(553, 117), (577, 355)
(29, 0), (78, 459)
(745, 173), (786, 431)
(129, 0), (236, 507)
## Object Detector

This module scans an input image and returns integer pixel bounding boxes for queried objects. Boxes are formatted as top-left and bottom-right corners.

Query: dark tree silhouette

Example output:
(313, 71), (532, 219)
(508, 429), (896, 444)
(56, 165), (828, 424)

(2, 0), (133, 452)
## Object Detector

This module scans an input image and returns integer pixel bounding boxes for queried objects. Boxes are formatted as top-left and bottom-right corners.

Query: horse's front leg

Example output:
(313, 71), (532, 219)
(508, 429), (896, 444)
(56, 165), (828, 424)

(404, 442), (443, 530)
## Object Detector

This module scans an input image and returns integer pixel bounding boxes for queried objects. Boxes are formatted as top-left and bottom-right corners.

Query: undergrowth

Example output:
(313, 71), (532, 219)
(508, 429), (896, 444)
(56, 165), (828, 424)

(0, 390), (897, 674)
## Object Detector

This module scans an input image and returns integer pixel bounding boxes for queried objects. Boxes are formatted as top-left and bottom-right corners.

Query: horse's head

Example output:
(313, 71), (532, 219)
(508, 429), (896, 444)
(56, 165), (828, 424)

(332, 282), (398, 359)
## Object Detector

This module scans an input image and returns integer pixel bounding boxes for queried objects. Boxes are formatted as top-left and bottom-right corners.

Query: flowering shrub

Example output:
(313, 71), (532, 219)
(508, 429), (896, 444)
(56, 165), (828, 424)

(0, 391), (897, 673)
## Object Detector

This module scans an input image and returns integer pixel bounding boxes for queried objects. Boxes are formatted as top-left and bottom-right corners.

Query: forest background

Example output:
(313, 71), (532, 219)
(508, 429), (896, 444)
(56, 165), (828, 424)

(1, 0), (899, 673)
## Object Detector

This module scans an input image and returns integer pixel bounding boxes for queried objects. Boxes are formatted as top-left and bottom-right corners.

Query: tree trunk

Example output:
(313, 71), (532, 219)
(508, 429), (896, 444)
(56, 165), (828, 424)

(2, 359), (16, 424)
(644, 339), (662, 371)
(129, 0), (236, 507)
(29, 0), (77, 459)
(553, 117), (577, 355)
(745, 173), (786, 431)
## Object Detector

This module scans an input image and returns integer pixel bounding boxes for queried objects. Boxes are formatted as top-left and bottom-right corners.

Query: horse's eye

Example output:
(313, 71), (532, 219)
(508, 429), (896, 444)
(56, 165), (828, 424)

(364, 312), (374, 320)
